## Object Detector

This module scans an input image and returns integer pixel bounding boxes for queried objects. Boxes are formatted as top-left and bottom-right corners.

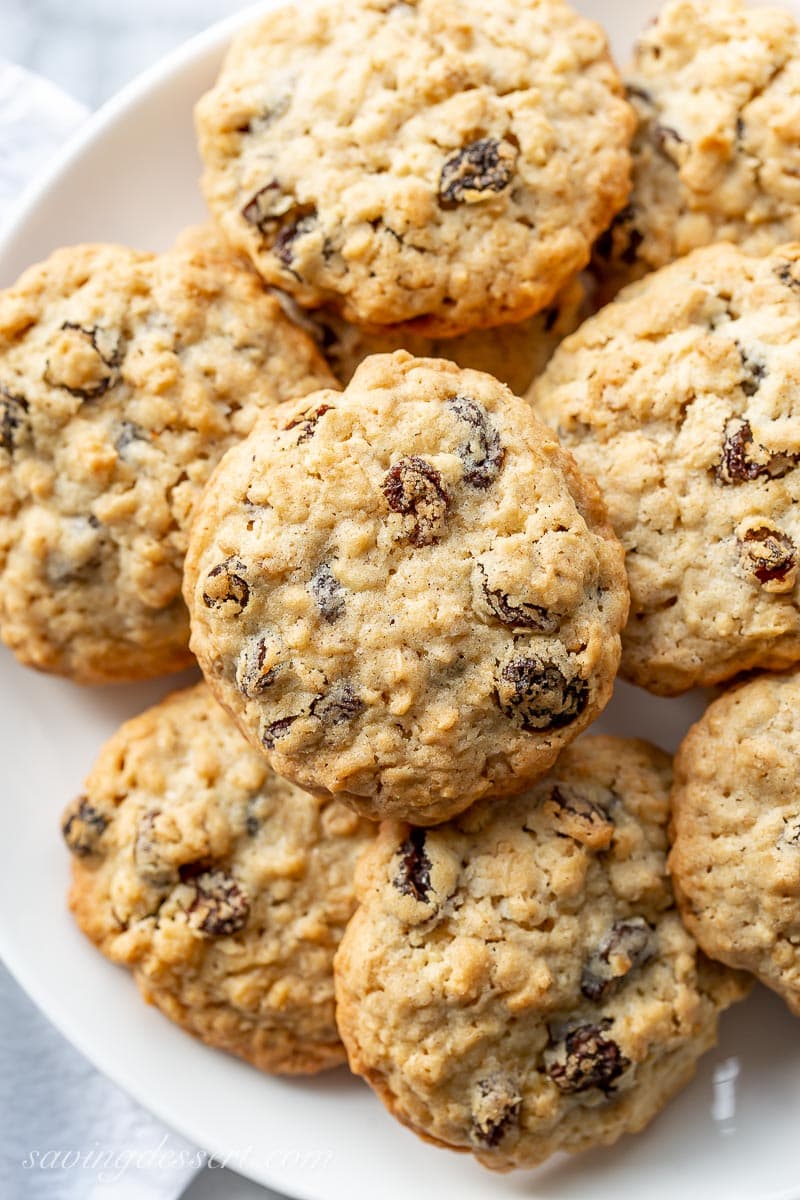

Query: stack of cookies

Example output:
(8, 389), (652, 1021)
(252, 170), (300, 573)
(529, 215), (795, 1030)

(3, 0), (800, 1175)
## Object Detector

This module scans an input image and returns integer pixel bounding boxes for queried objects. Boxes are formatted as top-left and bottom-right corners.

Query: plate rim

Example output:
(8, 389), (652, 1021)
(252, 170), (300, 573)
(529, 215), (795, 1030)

(1, 4), (800, 1198)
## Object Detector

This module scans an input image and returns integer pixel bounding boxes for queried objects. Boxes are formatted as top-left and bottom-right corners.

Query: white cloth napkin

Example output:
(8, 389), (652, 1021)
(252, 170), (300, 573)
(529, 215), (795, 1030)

(0, 965), (204, 1199)
(0, 60), (202, 1200)
(0, 60), (89, 233)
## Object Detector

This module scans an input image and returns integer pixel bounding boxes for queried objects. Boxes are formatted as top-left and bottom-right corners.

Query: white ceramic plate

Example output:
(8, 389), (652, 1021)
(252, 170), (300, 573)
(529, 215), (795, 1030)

(1, 3), (799, 1198)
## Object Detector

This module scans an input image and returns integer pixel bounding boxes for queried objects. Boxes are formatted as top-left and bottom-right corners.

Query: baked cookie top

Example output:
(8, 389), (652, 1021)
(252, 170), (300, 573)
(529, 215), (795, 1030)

(294, 275), (587, 396)
(196, 0), (633, 334)
(594, 0), (800, 296)
(184, 352), (628, 825)
(334, 736), (747, 1171)
(63, 682), (374, 1074)
(0, 227), (334, 683)
(533, 242), (800, 695)
(670, 668), (800, 1017)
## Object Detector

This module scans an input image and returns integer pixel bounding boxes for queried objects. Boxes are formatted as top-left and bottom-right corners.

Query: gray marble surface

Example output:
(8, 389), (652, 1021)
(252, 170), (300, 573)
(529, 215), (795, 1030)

(1, 8), (286, 1200)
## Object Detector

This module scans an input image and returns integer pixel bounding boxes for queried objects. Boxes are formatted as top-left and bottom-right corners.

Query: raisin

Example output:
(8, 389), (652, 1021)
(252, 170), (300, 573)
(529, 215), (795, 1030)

(202, 557), (249, 615)
(241, 180), (283, 230)
(238, 95), (290, 135)
(541, 785), (614, 850)
(133, 810), (177, 888)
(545, 1020), (629, 1095)
(394, 828), (432, 903)
(235, 636), (281, 697)
(284, 403), (332, 443)
(654, 123), (684, 152)
(496, 652), (589, 732)
(447, 394), (504, 489)
(594, 204), (643, 266)
(262, 713), (300, 749)
(717, 420), (760, 482)
(382, 455), (450, 546)
(470, 1075), (522, 1148)
(62, 796), (107, 857)
(44, 322), (122, 400)
(738, 524), (797, 588)
(311, 681), (364, 725)
(309, 562), (345, 622)
(438, 137), (517, 207)
(0, 385), (29, 453)
(581, 917), (655, 1001)
(240, 182), (316, 267)
(186, 870), (250, 936)
(274, 210), (317, 269)
(178, 859), (215, 881)
(477, 564), (560, 633)
(369, 216), (404, 244)
(114, 420), (146, 458)
(740, 365), (765, 398)
(776, 260), (800, 291)
(735, 343), (766, 396)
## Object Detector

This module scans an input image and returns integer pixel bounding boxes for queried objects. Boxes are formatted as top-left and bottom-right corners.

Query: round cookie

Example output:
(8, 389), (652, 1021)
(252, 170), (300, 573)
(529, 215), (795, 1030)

(184, 351), (628, 825)
(0, 227), (335, 682)
(670, 669), (800, 1017)
(63, 682), (374, 1074)
(196, 0), (634, 335)
(533, 242), (800, 696)
(334, 735), (748, 1171)
(293, 275), (588, 395)
(593, 0), (800, 298)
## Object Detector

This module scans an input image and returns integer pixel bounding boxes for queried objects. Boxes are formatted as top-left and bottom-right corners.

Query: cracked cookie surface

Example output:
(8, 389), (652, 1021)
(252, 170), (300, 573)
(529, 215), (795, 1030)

(533, 242), (800, 695)
(184, 351), (628, 824)
(334, 735), (747, 1170)
(593, 0), (800, 297)
(196, 0), (633, 334)
(63, 682), (374, 1074)
(0, 226), (335, 682)
(670, 669), (800, 1017)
